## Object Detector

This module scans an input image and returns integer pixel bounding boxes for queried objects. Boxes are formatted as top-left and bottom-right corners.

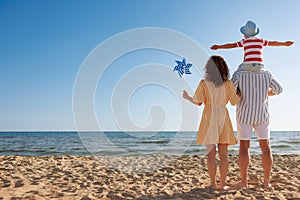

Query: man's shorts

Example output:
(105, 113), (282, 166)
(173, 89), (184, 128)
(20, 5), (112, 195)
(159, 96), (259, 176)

(237, 121), (270, 140)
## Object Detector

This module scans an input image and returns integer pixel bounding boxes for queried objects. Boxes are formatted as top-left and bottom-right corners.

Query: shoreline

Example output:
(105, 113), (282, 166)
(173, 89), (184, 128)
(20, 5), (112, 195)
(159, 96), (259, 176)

(0, 154), (299, 199)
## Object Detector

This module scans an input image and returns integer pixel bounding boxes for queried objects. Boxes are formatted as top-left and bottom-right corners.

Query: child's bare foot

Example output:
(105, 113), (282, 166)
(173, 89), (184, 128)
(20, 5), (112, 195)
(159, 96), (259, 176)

(234, 181), (248, 188)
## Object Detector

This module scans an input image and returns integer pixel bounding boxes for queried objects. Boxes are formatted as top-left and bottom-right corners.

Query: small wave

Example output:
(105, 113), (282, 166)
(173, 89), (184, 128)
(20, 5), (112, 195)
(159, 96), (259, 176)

(0, 136), (16, 139)
(92, 150), (133, 156)
(228, 148), (239, 152)
(138, 140), (169, 144)
(183, 149), (201, 155)
(285, 141), (300, 145)
(271, 144), (291, 148)
(70, 148), (84, 150)
(0, 149), (26, 153)
(0, 149), (63, 156)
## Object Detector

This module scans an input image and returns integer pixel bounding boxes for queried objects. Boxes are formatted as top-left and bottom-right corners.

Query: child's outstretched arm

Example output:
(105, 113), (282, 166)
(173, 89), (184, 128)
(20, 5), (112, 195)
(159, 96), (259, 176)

(183, 90), (201, 106)
(268, 41), (294, 47)
(211, 43), (238, 50)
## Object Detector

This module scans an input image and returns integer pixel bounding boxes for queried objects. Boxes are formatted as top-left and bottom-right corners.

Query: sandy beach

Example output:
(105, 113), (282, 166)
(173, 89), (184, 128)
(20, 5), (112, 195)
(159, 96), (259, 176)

(0, 154), (299, 200)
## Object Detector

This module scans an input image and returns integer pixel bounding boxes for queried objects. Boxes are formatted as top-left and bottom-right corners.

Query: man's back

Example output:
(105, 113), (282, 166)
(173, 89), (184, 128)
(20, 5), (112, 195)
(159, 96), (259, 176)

(232, 71), (283, 124)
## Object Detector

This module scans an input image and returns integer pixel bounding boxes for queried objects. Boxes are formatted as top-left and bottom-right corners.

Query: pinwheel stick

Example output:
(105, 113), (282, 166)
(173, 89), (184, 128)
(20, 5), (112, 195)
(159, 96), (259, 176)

(183, 66), (186, 90)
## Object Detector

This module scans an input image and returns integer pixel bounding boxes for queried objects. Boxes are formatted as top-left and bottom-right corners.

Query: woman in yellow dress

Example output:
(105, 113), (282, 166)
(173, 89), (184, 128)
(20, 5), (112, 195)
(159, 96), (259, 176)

(183, 55), (239, 190)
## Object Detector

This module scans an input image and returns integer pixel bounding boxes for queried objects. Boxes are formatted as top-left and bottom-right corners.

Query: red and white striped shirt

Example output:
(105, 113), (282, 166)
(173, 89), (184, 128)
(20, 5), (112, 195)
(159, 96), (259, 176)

(236, 37), (268, 64)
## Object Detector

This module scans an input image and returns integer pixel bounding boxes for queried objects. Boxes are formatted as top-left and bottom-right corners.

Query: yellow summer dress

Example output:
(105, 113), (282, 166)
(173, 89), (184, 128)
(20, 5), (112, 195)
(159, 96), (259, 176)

(192, 79), (239, 145)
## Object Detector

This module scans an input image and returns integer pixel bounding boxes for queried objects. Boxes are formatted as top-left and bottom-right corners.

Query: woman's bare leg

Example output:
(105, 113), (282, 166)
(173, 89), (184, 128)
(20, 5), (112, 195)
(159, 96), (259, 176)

(218, 144), (229, 189)
(206, 144), (217, 188)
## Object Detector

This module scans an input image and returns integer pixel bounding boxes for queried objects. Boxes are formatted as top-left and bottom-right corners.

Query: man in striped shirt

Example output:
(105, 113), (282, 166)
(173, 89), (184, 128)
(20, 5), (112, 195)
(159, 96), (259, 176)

(211, 20), (292, 188)
(211, 20), (293, 72)
(232, 70), (283, 188)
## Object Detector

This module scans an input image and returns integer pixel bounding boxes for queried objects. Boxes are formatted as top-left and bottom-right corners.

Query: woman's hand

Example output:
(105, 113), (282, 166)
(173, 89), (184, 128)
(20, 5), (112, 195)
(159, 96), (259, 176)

(268, 89), (275, 96)
(183, 90), (201, 106)
(183, 90), (189, 100)
(236, 87), (241, 96)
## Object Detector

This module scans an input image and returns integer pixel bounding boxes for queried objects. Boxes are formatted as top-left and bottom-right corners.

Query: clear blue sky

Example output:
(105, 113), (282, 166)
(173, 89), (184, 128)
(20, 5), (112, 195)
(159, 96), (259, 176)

(1, 0), (299, 131)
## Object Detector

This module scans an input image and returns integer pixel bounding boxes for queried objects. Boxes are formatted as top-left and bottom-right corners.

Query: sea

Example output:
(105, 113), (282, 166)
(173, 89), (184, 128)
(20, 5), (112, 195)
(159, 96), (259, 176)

(0, 131), (299, 156)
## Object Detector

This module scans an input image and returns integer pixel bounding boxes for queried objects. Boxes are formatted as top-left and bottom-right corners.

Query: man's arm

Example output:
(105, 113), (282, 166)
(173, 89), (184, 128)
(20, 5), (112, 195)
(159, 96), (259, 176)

(268, 41), (294, 47)
(211, 43), (239, 50)
(231, 71), (239, 89)
(269, 73), (283, 95)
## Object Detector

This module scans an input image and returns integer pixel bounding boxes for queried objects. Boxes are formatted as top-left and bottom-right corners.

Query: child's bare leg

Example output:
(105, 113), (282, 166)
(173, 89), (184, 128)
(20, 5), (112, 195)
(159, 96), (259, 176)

(259, 139), (273, 187)
(218, 144), (228, 189)
(206, 144), (217, 188)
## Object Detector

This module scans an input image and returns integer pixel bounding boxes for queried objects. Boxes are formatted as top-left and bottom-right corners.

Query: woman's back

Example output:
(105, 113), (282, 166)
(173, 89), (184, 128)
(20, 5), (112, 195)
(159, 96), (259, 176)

(193, 80), (239, 107)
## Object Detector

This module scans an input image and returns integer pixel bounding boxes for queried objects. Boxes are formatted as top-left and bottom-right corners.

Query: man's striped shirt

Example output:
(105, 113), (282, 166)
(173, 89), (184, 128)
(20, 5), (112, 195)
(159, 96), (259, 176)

(232, 71), (283, 124)
(236, 37), (268, 64)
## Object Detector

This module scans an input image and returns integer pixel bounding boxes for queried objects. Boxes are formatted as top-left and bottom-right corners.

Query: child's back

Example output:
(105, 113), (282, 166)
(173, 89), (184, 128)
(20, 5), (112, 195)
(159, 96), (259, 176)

(236, 35), (268, 72)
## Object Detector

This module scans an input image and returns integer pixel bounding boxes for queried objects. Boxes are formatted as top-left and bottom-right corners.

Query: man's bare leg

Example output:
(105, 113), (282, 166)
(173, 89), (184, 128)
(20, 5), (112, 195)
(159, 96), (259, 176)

(236, 140), (250, 188)
(259, 139), (273, 188)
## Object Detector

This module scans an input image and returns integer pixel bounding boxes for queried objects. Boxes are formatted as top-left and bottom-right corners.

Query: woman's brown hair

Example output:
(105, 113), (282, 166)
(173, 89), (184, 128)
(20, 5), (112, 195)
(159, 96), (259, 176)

(204, 55), (229, 87)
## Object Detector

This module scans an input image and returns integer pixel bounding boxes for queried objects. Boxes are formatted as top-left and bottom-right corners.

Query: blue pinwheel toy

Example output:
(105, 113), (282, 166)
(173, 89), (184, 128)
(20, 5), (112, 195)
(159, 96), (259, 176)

(173, 58), (192, 78)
